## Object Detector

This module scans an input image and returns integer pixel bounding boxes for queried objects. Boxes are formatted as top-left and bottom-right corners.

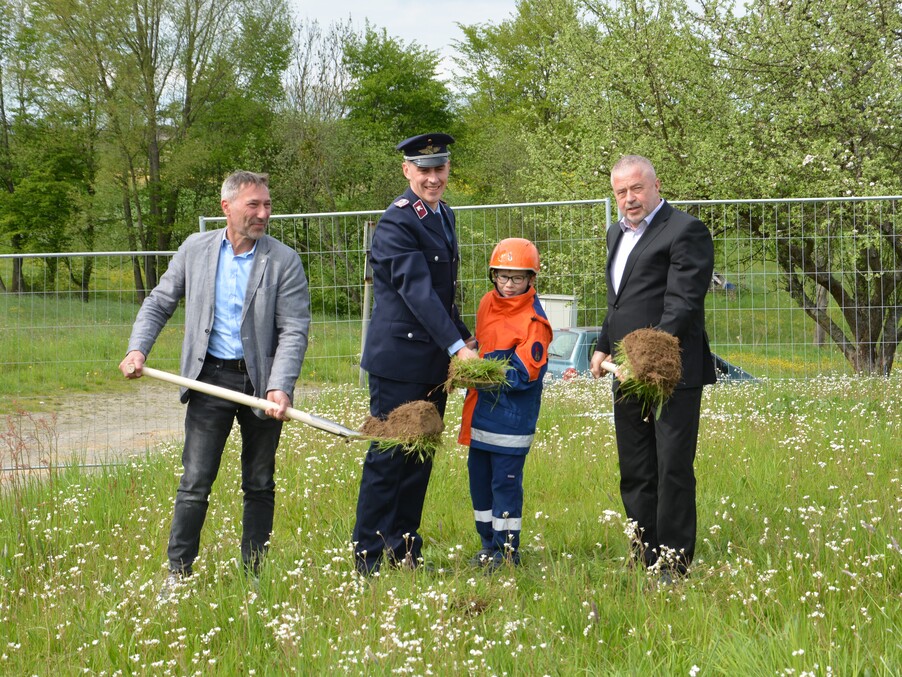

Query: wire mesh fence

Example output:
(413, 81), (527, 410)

(2, 195), (900, 465)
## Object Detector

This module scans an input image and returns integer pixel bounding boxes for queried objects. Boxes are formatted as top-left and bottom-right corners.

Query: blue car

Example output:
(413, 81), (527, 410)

(546, 326), (755, 381)
(547, 326), (605, 380)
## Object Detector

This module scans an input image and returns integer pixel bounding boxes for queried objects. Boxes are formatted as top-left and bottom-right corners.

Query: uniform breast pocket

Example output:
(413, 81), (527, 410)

(391, 321), (431, 343)
(424, 248), (451, 267)
(424, 248), (452, 298)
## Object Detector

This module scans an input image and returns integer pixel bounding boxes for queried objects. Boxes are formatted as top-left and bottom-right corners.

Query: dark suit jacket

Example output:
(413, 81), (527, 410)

(596, 200), (716, 388)
(361, 187), (471, 384)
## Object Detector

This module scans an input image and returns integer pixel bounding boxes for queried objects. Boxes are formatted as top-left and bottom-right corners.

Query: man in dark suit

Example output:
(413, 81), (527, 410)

(354, 133), (478, 575)
(590, 155), (715, 581)
(120, 171), (311, 594)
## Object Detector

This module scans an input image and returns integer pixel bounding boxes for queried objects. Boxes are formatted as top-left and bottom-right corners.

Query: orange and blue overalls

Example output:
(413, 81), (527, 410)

(458, 286), (552, 556)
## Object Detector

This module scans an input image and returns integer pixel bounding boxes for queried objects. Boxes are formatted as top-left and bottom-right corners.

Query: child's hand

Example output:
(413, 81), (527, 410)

(456, 346), (479, 361)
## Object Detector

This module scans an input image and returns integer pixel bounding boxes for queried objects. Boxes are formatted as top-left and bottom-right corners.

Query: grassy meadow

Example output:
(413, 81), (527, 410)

(1, 375), (899, 675)
(0, 292), (363, 412)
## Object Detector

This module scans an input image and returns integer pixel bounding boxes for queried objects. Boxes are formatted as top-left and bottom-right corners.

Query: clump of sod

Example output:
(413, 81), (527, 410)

(443, 355), (511, 392)
(359, 400), (445, 462)
(612, 328), (682, 419)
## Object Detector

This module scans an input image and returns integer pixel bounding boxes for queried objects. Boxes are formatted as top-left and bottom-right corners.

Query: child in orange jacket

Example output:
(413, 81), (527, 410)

(458, 238), (553, 571)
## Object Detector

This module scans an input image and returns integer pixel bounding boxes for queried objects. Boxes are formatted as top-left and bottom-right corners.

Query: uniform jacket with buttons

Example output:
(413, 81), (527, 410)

(458, 286), (553, 455)
(127, 228), (311, 417)
(362, 187), (471, 384)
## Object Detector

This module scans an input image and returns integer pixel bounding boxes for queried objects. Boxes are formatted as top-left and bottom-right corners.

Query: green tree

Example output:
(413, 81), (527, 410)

(0, 0), (22, 292)
(340, 25), (454, 209)
(37, 0), (292, 298)
(343, 25), (452, 138)
(0, 0), (81, 292)
(700, 0), (902, 373)
(0, 1), (15, 198)
(276, 19), (461, 213)
(274, 17), (354, 214)
(454, 0), (582, 203)
(700, 0), (902, 198)
(510, 0), (733, 200)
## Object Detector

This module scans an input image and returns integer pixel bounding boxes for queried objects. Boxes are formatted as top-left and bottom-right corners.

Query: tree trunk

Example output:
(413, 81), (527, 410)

(813, 284), (828, 345)
(65, 256), (94, 303)
(122, 183), (146, 304)
(10, 233), (26, 293)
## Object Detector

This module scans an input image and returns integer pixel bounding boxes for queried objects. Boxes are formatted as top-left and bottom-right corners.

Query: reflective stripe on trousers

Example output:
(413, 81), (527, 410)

(470, 428), (534, 448)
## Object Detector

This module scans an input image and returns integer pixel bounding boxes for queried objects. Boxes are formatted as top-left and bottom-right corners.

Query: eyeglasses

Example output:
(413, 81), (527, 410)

(494, 273), (528, 285)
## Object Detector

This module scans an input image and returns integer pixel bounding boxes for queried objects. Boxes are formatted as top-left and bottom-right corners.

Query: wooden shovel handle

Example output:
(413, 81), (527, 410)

(129, 364), (362, 439)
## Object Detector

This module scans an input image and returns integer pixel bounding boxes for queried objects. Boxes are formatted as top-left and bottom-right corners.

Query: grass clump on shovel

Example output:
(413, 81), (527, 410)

(443, 355), (511, 392)
(359, 400), (446, 462)
(604, 328), (682, 420)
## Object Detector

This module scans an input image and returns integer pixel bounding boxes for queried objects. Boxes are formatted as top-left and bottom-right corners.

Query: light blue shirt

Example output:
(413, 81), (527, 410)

(207, 233), (256, 359)
(448, 338), (467, 356)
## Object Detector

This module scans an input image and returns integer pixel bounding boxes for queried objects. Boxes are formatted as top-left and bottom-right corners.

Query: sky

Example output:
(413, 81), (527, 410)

(292, 0), (521, 78)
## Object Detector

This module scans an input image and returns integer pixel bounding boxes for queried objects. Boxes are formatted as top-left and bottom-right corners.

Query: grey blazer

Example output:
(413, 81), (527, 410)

(128, 228), (311, 417)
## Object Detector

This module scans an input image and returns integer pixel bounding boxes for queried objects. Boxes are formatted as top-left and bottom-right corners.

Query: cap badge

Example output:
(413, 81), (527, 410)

(418, 144), (440, 155)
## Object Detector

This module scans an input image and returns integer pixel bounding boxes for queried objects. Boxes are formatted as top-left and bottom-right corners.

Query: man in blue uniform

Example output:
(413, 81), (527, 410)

(354, 133), (478, 575)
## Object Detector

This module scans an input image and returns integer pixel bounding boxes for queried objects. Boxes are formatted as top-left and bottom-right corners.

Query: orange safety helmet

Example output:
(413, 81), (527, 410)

(488, 237), (540, 274)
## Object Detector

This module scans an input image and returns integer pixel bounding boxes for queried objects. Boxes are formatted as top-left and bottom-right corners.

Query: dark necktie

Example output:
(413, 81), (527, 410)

(438, 205), (454, 245)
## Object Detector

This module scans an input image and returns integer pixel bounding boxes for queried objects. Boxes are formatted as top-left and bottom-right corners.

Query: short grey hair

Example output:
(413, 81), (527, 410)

(611, 155), (657, 178)
(221, 170), (269, 202)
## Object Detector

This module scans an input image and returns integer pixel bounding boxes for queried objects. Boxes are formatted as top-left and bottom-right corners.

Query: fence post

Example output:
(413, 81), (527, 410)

(358, 220), (376, 388)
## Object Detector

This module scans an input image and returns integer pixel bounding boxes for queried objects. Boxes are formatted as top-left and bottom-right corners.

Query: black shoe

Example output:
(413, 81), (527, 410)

(390, 554), (437, 573)
(157, 570), (189, 603)
(468, 548), (496, 567)
(485, 551), (520, 574)
(656, 568), (687, 587)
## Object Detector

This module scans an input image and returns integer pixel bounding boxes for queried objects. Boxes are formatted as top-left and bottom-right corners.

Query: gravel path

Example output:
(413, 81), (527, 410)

(3, 380), (185, 471)
(2, 380), (324, 473)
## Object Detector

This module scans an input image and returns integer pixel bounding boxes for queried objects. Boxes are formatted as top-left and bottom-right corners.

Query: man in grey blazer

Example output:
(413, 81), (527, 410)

(590, 155), (715, 583)
(119, 171), (310, 590)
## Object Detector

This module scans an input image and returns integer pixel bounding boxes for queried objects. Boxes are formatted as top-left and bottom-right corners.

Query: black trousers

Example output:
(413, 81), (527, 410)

(352, 375), (447, 574)
(167, 358), (283, 574)
(612, 385), (703, 574)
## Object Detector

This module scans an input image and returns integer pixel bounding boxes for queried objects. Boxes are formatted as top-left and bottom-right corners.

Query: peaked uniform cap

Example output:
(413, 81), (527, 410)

(396, 133), (454, 167)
